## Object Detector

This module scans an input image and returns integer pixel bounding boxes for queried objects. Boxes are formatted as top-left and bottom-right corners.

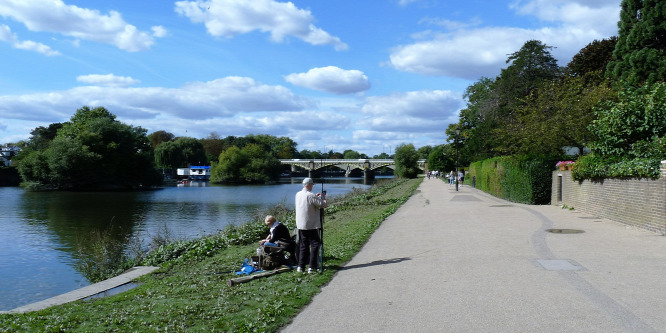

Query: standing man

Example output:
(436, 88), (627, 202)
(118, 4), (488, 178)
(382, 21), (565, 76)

(295, 177), (327, 273)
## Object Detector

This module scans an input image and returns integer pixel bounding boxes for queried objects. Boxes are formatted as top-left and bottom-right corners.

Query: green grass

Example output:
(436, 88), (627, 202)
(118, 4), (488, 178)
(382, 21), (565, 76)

(1, 178), (422, 332)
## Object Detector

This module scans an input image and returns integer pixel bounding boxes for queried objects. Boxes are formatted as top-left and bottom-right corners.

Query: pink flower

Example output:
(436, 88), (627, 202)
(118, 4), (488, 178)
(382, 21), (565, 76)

(556, 161), (575, 166)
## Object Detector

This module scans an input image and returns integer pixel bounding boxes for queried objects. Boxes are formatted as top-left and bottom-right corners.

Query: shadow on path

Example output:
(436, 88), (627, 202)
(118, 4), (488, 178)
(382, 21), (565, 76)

(333, 257), (411, 271)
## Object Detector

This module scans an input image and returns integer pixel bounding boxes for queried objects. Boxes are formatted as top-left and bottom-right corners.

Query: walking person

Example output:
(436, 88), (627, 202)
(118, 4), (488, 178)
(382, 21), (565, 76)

(295, 178), (327, 273)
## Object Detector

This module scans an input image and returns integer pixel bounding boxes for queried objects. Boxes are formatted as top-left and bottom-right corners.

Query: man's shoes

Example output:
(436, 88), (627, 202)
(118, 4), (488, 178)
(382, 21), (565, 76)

(296, 267), (303, 272)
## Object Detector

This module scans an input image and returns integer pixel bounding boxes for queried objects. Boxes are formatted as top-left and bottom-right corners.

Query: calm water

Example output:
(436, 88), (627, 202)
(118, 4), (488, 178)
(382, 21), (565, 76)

(0, 177), (379, 311)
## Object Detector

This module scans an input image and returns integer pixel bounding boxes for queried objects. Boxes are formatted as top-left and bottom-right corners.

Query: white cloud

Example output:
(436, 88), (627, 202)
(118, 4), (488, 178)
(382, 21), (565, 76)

(0, 0), (163, 52)
(174, 0), (348, 51)
(362, 90), (461, 118)
(77, 74), (140, 87)
(357, 90), (462, 133)
(151, 26), (168, 38)
(0, 24), (60, 56)
(390, 0), (620, 79)
(0, 76), (311, 122)
(285, 66), (371, 94)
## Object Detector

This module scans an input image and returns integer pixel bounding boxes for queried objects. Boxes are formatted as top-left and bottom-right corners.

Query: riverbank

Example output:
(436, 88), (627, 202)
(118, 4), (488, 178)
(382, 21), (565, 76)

(0, 178), (421, 332)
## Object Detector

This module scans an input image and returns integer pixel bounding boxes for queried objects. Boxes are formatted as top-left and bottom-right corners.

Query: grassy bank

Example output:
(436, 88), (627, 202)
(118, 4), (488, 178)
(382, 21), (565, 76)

(1, 178), (421, 332)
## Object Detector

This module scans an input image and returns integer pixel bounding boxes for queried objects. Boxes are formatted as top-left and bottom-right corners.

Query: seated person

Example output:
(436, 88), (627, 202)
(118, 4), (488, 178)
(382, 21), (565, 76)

(258, 215), (296, 264)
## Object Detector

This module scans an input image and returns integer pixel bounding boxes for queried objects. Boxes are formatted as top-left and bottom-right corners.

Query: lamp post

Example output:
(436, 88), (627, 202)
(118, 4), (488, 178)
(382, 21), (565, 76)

(455, 129), (460, 192)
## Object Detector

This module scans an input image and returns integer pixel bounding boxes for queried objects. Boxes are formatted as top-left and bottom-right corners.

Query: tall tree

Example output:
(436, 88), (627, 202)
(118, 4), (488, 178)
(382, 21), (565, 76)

(394, 143), (419, 178)
(568, 37), (618, 80)
(608, 0), (666, 86)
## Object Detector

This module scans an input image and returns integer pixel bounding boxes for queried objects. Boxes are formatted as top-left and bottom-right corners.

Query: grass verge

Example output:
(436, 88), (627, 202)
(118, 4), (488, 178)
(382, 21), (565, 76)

(1, 178), (422, 332)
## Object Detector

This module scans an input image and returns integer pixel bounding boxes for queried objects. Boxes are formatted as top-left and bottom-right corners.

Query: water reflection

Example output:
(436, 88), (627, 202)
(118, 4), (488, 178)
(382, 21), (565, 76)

(0, 177), (381, 310)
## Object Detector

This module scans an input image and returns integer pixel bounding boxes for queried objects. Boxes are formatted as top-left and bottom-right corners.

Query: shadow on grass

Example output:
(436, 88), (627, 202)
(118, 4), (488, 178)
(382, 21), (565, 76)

(330, 257), (411, 271)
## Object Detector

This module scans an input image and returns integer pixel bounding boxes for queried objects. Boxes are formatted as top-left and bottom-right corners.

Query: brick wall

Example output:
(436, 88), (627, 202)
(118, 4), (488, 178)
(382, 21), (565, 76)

(551, 161), (666, 234)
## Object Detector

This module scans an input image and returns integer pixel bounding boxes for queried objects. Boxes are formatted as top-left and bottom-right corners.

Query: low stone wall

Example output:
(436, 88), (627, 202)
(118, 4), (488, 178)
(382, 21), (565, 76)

(551, 161), (666, 234)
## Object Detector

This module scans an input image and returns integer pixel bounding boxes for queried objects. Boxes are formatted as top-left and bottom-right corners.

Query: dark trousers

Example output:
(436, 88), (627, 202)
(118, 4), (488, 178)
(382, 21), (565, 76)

(298, 229), (321, 269)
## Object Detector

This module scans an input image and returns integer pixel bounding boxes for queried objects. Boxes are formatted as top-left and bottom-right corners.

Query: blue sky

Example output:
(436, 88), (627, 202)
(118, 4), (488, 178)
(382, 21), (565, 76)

(0, 0), (621, 156)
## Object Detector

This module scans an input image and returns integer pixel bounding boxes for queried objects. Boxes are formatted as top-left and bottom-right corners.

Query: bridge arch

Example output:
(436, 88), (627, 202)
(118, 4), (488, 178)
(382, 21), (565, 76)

(280, 159), (427, 177)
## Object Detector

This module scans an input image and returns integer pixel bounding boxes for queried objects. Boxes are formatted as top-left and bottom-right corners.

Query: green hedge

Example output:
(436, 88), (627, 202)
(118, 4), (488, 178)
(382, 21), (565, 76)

(467, 156), (557, 204)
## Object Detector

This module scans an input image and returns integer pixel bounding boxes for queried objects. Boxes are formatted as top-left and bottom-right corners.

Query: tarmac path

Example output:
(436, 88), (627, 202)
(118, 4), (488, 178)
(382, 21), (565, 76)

(282, 178), (666, 332)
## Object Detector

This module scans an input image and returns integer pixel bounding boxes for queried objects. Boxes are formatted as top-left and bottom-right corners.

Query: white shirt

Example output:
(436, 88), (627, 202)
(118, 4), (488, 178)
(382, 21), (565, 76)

(295, 187), (325, 230)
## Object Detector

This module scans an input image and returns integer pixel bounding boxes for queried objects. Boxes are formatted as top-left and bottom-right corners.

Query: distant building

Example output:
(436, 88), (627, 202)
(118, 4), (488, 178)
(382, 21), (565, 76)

(176, 166), (211, 180)
(0, 145), (21, 166)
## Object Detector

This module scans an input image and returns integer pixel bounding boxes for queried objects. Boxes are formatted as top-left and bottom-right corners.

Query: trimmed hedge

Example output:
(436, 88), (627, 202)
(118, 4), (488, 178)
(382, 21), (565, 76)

(467, 155), (557, 204)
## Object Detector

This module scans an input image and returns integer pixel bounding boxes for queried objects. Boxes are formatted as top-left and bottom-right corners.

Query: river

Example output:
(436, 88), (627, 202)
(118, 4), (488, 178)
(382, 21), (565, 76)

(0, 177), (383, 311)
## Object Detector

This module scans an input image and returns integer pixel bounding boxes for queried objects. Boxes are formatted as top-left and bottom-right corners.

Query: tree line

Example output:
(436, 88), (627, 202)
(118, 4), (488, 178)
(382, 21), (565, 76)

(439, 0), (666, 180)
(10, 106), (408, 189)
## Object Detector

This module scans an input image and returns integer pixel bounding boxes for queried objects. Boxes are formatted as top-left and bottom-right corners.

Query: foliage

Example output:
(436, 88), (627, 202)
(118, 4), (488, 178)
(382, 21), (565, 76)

(211, 144), (282, 183)
(467, 155), (557, 204)
(426, 145), (448, 172)
(27, 123), (63, 151)
(589, 83), (666, 159)
(393, 143), (419, 178)
(567, 37), (618, 81)
(200, 132), (224, 163)
(572, 154), (662, 180)
(147, 130), (175, 149)
(16, 106), (162, 190)
(416, 145), (433, 159)
(154, 137), (207, 169)
(608, 0), (666, 86)
(449, 40), (562, 160)
(343, 149), (361, 159)
(510, 75), (616, 156)
(0, 179), (421, 333)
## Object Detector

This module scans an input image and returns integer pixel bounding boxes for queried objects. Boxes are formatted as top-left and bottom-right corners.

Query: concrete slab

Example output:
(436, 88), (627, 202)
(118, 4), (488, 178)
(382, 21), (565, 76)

(2, 266), (159, 314)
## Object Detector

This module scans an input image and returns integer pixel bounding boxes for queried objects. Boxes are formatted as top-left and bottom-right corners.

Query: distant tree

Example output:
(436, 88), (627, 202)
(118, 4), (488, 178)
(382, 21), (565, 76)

(28, 123), (63, 150)
(247, 134), (298, 159)
(426, 145), (447, 172)
(416, 145), (432, 160)
(211, 144), (281, 183)
(17, 106), (161, 190)
(154, 141), (184, 169)
(154, 137), (207, 169)
(343, 149), (361, 159)
(373, 152), (390, 159)
(394, 143), (420, 178)
(147, 130), (175, 148)
(608, 0), (666, 86)
(176, 137), (207, 166)
(200, 132), (224, 163)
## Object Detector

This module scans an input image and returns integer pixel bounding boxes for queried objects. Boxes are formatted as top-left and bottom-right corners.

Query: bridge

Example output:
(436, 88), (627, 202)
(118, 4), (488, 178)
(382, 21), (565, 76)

(279, 159), (427, 178)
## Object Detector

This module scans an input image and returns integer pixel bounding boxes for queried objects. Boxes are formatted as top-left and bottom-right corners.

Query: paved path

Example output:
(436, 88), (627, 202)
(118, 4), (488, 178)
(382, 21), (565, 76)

(283, 179), (666, 332)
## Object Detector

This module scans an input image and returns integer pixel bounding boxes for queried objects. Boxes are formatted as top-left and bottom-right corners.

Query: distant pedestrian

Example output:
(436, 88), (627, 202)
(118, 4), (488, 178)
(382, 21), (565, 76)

(458, 170), (464, 187)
